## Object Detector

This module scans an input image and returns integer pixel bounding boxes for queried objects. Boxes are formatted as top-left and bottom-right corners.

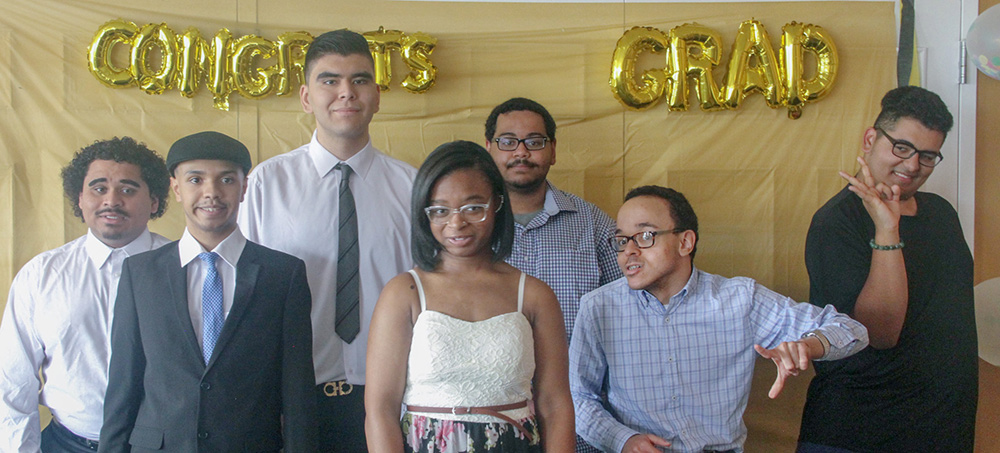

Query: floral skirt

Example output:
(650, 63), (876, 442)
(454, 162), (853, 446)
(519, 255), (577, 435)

(402, 412), (542, 453)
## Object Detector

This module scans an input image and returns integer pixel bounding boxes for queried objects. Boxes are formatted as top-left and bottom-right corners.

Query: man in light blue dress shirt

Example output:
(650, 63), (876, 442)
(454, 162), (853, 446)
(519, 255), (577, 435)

(569, 186), (868, 453)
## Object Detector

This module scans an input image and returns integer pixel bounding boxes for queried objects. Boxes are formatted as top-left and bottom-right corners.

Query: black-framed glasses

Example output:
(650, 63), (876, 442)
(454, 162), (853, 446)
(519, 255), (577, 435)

(874, 127), (943, 167)
(424, 196), (503, 225)
(609, 228), (685, 252)
(492, 136), (550, 151)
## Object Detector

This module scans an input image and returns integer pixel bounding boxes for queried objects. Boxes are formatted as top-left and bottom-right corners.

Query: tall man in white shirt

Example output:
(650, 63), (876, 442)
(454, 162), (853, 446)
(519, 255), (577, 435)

(238, 29), (416, 451)
(0, 137), (171, 453)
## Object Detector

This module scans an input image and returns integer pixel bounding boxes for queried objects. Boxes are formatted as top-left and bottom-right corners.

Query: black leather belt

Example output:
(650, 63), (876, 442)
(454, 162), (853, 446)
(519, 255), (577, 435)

(52, 420), (99, 450)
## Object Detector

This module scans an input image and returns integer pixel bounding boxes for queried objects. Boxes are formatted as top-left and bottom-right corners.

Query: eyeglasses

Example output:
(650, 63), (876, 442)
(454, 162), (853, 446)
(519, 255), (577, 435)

(424, 197), (503, 225)
(492, 136), (550, 151)
(609, 228), (685, 252)
(874, 127), (943, 167)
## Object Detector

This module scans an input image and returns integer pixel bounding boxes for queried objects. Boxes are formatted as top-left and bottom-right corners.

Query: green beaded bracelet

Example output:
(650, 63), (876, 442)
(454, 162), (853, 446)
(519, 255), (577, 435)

(870, 238), (904, 250)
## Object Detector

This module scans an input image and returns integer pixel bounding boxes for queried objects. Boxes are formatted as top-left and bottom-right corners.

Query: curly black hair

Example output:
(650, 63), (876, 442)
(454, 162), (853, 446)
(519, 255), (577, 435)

(61, 137), (170, 220)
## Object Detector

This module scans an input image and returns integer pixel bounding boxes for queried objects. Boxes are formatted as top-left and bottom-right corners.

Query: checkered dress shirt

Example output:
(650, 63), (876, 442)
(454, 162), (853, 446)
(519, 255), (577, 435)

(506, 182), (622, 341)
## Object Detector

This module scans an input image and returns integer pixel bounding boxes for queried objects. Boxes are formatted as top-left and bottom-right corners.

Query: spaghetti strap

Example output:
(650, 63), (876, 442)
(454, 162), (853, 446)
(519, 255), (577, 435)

(517, 272), (526, 313)
(407, 269), (427, 313)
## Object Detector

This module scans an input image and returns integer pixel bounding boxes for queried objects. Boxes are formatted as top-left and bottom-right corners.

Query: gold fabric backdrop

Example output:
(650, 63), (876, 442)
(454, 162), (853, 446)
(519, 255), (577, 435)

(0, 0), (895, 449)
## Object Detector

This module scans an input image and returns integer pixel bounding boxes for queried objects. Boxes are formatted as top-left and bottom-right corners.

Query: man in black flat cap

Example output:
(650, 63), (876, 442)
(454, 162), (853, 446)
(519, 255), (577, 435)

(99, 131), (318, 453)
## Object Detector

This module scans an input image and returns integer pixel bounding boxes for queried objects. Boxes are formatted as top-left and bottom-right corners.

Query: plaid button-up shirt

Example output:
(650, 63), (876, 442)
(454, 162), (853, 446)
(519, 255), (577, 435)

(506, 182), (622, 341)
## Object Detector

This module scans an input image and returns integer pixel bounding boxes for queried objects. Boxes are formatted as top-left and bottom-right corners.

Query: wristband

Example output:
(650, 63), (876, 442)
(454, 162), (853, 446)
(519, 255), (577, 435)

(870, 238), (904, 251)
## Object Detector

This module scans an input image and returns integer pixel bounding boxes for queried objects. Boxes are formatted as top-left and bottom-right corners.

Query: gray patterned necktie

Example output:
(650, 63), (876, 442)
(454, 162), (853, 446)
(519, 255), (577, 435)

(335, 163), (360, 343)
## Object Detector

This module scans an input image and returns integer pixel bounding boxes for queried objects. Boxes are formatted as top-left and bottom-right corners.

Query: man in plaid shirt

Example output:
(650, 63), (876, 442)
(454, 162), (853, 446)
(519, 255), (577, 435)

(485, 97), (622, 453)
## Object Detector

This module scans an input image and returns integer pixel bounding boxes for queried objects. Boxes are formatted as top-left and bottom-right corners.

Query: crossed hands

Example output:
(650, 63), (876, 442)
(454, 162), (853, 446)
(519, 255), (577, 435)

(840, 157), (901, 231)
(754, 340), (817, 399)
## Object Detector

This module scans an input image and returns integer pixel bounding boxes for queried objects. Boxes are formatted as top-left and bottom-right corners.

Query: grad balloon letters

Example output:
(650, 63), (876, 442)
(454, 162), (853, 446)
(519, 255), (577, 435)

(610, 20), (839, 118)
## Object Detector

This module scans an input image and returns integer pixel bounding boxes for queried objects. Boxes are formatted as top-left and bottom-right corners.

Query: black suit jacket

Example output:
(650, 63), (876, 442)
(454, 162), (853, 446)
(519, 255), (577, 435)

(99, 240), (317, 453)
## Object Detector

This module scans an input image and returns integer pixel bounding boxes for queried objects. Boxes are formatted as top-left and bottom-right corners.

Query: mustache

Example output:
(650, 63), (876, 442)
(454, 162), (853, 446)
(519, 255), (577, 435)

(507, 159), (537, 169)
(96, 208), (128, 217)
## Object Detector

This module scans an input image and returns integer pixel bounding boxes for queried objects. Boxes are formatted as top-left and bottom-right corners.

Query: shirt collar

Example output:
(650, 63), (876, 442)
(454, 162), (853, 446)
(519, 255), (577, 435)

(85, 228), (155, 270)
(545, 181), (579, 216)
(673, 267), (699, 302)
(306, 131), (376, 180)
(636, 267), (699, 307)
(178, 227), (247, 269)
(519, 182), (576, 230)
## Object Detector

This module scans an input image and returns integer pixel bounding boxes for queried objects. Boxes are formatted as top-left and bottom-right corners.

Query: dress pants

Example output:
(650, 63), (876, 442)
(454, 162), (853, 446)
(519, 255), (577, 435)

(317, 382), (367, 452)
(40, 420), (99, 453)
(796, 442), (859, 453)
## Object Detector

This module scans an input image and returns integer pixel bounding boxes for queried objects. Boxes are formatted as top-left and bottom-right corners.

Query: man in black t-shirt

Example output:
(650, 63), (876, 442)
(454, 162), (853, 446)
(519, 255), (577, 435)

(798, 86), (977, 452)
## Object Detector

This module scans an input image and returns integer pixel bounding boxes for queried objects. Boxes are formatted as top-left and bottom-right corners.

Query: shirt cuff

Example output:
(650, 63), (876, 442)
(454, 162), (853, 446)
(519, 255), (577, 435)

(815, 325), (865, 361)
(612, 427), (643, 453)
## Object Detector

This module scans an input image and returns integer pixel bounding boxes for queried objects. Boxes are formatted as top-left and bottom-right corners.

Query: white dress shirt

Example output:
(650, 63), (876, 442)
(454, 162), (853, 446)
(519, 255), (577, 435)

(238, 133), (415, 385)
(178, 228), (246, 349)
(0, 229), (169, 451)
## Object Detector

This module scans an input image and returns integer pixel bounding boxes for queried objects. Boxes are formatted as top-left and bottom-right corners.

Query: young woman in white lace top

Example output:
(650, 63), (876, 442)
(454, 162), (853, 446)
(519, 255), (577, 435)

(365, 141), (574, 452)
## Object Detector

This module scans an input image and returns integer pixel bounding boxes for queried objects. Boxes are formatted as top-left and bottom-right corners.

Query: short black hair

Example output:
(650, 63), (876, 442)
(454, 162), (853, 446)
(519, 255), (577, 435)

(304, 29), (374, 79)
(873, 86), (953, 137)
(411, 140), (514, 271)
(624, 185), (699, 259)
(484, 97), (557, 142)
(61, 137), (169, 221)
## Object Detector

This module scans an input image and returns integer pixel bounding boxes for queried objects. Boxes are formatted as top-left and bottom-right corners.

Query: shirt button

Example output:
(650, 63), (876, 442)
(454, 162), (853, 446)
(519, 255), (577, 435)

(668, 356), (674, 362)
(198, 431), (209, 439)
(663, 317), (670, 324)
(672, 395), (678, 401)
(200, 382), (211, 390)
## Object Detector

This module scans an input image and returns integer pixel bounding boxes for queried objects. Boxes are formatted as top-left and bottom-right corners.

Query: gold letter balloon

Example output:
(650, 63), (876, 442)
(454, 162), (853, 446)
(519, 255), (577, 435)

(87, 20), (438, 111)
(609, 20), (838, 119)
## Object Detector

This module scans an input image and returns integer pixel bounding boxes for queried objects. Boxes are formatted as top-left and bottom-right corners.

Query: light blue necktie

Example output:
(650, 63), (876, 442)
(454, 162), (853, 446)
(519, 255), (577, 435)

(198, 252), (224, 365)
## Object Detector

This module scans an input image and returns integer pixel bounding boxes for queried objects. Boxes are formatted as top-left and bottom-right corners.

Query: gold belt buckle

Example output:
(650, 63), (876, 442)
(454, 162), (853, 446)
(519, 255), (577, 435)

(323, 380), (354, 397)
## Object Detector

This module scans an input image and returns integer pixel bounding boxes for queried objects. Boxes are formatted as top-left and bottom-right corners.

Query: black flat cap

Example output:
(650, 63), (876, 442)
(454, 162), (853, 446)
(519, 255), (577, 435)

(167, 131), (252, 175)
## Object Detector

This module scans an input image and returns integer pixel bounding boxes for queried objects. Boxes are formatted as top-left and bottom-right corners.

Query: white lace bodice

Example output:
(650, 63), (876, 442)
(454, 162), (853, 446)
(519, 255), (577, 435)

(401, 270), (534, 422)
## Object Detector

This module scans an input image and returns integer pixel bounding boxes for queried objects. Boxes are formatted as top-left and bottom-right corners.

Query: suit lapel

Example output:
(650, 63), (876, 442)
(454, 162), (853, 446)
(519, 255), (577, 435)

(165, 244), (204, 368)
(205, 242), (260, 371)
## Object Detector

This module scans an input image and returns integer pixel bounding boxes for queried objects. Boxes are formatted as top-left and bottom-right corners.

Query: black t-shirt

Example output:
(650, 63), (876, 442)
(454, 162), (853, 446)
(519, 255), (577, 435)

(799, 187), (978, 452)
